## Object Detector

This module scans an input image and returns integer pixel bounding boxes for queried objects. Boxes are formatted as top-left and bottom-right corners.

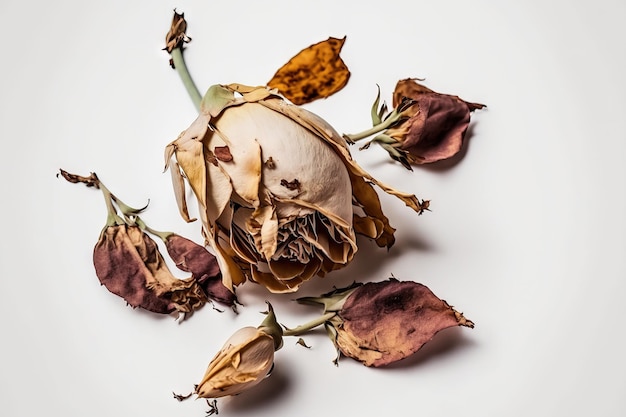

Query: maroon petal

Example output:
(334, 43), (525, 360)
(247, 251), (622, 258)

(165, 234), (220, 277)
(337, 279), (473, 366)
(389, 78), (485, 164)
(93, 225), (174, 314)
(165, 234), (236, 306)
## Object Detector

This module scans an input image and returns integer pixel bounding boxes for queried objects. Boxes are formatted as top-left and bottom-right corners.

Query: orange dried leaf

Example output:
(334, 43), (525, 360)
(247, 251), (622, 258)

(268, 37), (350, 105)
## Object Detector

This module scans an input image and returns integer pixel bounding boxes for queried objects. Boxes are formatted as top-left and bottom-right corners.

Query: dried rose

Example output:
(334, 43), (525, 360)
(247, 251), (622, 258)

(268, 36), (350, 105)
(291, 278), (474, 367)
(93, 224), (206, 315)
(344, 79), (485, 169)
(165, 83), (427, 293)
(195, 303), (283, 398)
(60, 169), (208, 317)
(385, 78), (486, 164)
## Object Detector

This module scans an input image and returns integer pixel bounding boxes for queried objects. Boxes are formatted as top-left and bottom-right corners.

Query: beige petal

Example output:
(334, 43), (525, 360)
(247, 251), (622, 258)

(168, 159), (196, 223)
(260, 95), (427, 213)
(206, 223), (247, 291)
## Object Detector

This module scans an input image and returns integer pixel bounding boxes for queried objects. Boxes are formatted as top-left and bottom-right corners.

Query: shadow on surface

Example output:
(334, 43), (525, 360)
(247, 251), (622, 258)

(380, 326), (477, 370)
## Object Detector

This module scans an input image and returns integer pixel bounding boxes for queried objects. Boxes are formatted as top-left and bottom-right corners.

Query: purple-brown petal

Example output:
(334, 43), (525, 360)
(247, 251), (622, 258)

(389, 78), (485, 164)
(400, 94), (473, 163)
(165, 234), (220, 277)
(165, 234), (236, 306)
(93, 225), (174, 314)
(336, 279), (473, 367)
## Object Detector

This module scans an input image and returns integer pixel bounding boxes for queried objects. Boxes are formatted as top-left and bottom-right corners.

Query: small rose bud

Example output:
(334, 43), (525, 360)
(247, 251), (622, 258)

(385, 78), (485, 165)
(196, 303), (283, 398)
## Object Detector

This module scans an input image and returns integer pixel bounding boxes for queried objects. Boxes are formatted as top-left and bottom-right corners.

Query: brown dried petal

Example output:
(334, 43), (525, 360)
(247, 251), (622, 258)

(93, 225), (207, 315)
(165, 234), (220, 277)
(139, 232), (207, 314)
(165, 234), (237, 306)
(267, 37), (350, 105)
(336, 279), (473, 367)
(93, 225), (174, 313)
(388, 78), (485, 164)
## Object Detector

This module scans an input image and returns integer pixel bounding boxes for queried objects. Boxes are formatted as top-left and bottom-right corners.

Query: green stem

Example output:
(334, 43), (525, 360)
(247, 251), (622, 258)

(343, 110), (403, 142)
(171, 47), (202, 111)
(134, 217), (172, 242)
(283, 312), (337, 336)
(100, 186), (124, 226)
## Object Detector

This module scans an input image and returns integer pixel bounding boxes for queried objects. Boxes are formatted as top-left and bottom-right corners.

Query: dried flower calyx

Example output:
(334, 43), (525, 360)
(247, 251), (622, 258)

(268, 36), (351, 105)
(165, 83), (428, 294)
(59, 169), (232, 318)
(345, 78), (485, 169)
(163, 9), (191, 54)
(286, 278), (474, 367)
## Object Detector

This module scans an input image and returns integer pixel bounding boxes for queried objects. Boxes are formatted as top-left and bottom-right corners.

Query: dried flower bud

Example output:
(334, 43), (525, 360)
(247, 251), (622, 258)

(165, 83), (427, 293)
(163, 10), (190, 53)
(164, 233), (237, 307)
(196, 303), (282, 398)
(385, 78), (485, 164)
(93, 224), (206, 316)
(296, 279), (473, 367)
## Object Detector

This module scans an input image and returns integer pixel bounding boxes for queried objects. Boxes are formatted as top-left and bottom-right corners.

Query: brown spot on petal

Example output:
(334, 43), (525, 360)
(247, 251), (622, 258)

(264, 157), (276, 169)
(280, 178), (301, 191)
(214, 146), (233, 162)
(336, 278), (473, 367)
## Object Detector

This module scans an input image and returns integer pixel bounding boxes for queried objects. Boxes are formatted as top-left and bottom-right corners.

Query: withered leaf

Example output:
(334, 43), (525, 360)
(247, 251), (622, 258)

(268, 37), (350, 105)
(336, 279), (473, 367)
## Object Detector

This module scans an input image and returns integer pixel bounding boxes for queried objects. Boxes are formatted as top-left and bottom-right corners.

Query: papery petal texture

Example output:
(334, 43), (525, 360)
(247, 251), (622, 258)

(93, 225), (206, 315)
(167, 84), (425, 293)
(336, 279), (474, 367)
(196, 326), (275, 398)
(386, 78), (485, 164)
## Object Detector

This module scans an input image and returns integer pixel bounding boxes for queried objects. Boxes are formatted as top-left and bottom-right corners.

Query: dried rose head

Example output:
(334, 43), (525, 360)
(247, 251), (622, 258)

(196, 303), (282, 398)
(296, 278), (474, 367)
(93, 224), (207, 316)
(385, 78), (486, 165)
(165, 83), (426, 293)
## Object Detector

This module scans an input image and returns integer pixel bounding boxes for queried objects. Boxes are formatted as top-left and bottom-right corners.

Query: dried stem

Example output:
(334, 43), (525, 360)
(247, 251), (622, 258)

(170, 47), (202, 111)
(282, 312), (337, 336)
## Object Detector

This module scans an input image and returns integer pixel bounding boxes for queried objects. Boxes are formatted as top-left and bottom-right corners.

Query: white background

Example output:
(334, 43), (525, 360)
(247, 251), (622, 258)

(2, 0), (625, 416)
